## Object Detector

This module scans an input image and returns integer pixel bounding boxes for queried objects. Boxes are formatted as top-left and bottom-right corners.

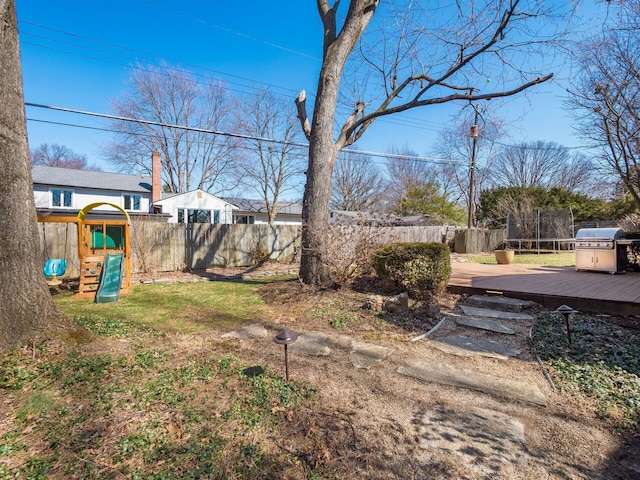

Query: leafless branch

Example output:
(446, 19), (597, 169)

(295, 90), (312, 140)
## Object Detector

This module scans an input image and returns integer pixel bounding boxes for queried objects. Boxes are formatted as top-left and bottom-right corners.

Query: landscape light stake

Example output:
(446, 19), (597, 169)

(273, 329), (298, 381)
(556, 304), (578, 345)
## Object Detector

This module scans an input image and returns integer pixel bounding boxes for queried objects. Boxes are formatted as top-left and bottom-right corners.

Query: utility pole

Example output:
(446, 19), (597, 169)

(468, 104), (479, 229)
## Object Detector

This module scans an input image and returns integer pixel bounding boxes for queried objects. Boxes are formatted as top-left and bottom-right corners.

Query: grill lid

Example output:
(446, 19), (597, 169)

(575, 227), (623, 241)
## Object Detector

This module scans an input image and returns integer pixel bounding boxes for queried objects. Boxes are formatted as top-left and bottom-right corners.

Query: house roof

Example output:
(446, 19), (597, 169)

(153, 189), (238, 207)
(32, 166), (152, 194)
(222, 197), (303, 215)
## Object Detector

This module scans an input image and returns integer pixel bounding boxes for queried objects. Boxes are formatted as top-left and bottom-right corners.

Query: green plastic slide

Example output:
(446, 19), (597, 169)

(95, 253), (124, 304)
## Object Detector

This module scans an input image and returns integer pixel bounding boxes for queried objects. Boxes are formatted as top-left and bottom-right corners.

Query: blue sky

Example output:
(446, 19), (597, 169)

(17, 0), (607, 174)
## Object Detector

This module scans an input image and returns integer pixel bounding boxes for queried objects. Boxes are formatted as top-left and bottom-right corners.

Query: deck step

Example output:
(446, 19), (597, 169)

(459, 305), (534, 321)
(452, 315), (516, 335)
(466, 294), (537, 312)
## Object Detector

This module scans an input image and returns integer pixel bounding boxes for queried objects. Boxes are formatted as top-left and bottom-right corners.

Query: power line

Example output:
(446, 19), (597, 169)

(21, 38), (444, 136)
(23, 117), (379, 169)
(492, 139), (590, 151)
(25, 103), (463, 165)
(26, 101), (309, 147)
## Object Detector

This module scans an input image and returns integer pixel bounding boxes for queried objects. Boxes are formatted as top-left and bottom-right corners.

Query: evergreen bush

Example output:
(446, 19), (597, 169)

(372, 242), (451, 299)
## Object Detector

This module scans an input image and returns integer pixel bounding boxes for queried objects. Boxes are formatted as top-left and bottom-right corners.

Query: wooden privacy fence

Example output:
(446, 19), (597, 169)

(38, 222), (303, 276)
(39, 221), (495, 276)
(183, 224), (302, 271)
(454, 228), (507, 254)
(378, 225), (450, 243)
(38, 221), (81, 276)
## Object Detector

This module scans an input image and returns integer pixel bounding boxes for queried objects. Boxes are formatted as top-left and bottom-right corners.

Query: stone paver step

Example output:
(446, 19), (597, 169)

(349, 342), (393, 369)
(289, 332), (331, 356)
(220, 323), (268, 340)
(416, 406), (526, 475)
(398, 359), (547, 406)
(459, 304), (534, 321)
(429, 335), (522, 359)
(452, 315), (516, 335)
(466, 294), (537, 312)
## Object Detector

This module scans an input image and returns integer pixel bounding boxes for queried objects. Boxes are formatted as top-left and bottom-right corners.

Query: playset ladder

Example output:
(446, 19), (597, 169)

(76, 256), (104, 300)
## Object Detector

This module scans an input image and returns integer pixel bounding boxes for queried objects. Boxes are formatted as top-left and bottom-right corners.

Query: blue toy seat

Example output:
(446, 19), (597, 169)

(43, 258), (67, 278)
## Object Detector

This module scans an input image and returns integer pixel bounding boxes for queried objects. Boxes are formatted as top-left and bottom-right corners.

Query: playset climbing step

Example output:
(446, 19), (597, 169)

(76, 254), (126, 301)
(76, 256), (104, 299)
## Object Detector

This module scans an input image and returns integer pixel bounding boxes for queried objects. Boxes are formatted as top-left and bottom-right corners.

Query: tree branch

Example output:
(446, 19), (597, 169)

(337, 101), (366, 146)
(317, 0), (338, 56)
(345, 73), (554, 143)
(294, 90), (312, 141)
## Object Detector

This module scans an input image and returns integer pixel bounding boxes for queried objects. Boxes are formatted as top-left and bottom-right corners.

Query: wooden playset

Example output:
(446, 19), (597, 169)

(39, 202), (132, 301)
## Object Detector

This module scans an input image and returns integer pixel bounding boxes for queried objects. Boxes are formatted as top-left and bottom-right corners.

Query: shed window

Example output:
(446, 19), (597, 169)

(189, 209), (211, 223)
(234, 215), (255, 224)
(177, 208), (218, 224)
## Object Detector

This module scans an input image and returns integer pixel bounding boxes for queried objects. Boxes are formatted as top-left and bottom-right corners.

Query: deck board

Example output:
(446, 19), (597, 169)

(448, 262), (640, 314)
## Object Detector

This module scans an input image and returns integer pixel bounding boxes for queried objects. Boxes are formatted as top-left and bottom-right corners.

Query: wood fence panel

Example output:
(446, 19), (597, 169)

(183, 224), (303, 269)
(371, 226), (446, 244)
(454, 229), (506, 254)
(39, 222), (79, 276)
(131, 220), (185, 274)
(268, 225), (302, 262)
(39, 221), (452, 275)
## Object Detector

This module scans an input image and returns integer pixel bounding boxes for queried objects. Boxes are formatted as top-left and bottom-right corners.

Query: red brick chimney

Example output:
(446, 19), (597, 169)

(152, 151), (161, 204)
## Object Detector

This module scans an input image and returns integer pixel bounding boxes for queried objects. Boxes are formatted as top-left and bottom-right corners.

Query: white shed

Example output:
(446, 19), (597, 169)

(153, 189), (237, 224)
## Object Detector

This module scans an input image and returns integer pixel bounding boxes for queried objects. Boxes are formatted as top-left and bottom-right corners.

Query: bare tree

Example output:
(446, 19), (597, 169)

(383, 145), (438, 212)
(568, 0), (640, 208)
(492, 140), (594, 191)
(295, 0), (567, 285)
(331, 149), (384, 211)
(0, 0), (81, 351)
(30, 143), (93, 170)
(554, 152), (597, 194)
(233, 89), (306, 224)
(106, 63), (237, 194)
(432, 107), (504, 219)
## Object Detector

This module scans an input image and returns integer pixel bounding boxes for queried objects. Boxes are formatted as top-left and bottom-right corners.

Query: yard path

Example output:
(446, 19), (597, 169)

(220, 293), (564, 478)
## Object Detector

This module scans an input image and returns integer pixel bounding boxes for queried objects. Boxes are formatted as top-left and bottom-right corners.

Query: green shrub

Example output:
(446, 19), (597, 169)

(372, 242), (451, 299)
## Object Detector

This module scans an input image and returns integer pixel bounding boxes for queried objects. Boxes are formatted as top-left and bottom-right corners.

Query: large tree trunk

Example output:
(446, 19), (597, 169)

(299, 124), (339, 285)
(299, 40), (345, 284)
(0, 0), (79, 352)
(298, 1), (377, 285)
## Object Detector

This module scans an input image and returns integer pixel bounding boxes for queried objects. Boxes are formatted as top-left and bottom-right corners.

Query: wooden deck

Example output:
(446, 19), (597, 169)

(448, 262), (640, 315)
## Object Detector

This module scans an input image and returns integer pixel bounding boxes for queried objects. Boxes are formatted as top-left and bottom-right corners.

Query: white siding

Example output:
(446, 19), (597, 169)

(155, 190), (235, 224)
(33, 185), (152, 213)
(251, 213), (302, 225)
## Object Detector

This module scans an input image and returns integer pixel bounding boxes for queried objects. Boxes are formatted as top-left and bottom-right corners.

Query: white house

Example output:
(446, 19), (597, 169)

(32, 165), (154, 217)
(222, 197), (303, 225)
(31, 153), (303, 225)
(153, 190), (237, 224)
